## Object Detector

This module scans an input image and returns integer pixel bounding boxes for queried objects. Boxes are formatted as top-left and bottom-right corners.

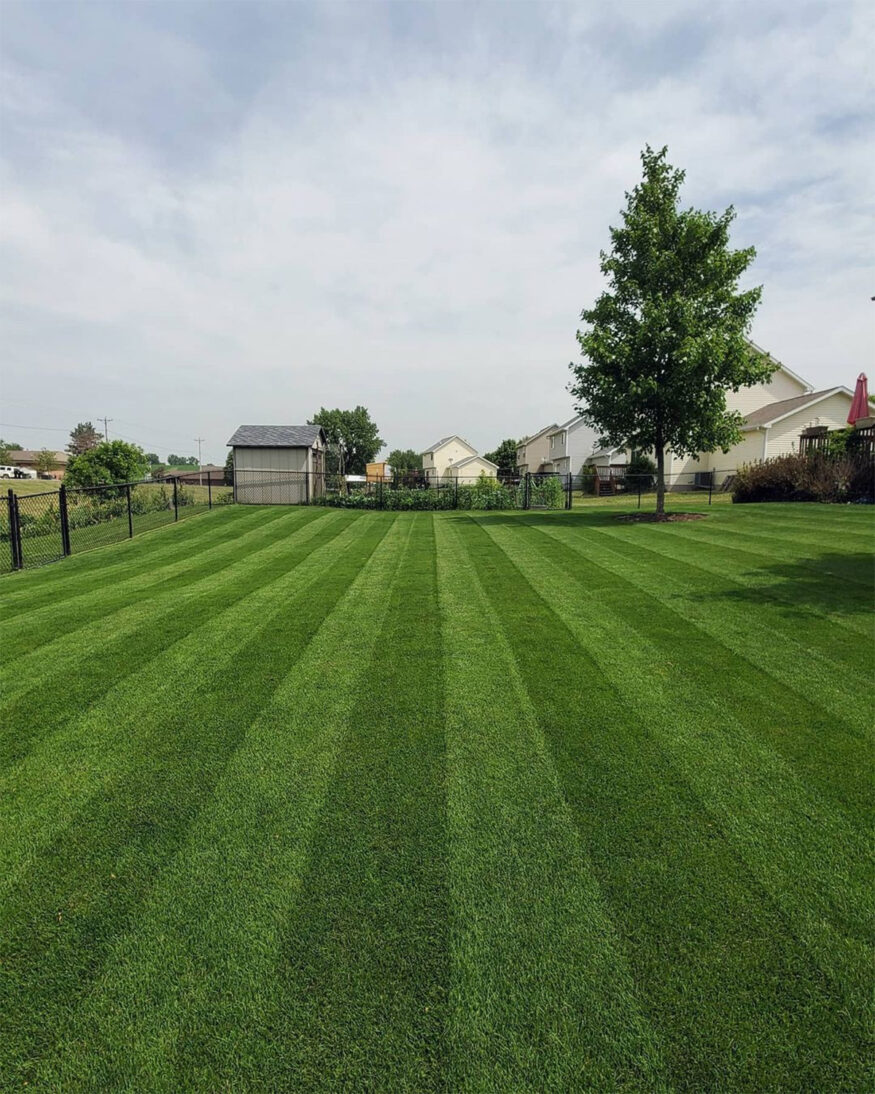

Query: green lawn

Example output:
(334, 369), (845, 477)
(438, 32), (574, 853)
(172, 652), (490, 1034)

(1, 503), (871, 1092)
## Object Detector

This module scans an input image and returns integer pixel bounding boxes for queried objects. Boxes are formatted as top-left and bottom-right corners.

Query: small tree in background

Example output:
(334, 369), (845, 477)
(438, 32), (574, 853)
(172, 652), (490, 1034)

(66, 440), (149, 488)
(35, 449), (59, 475)
(0, 439), (22, 463)
(387, 448), (423, 472)
(224, 450), (234, 486)
(484, 438), (519, 477)
(67, 422), (101, 455)
(570, 146), (771, 515)
(144, 452), (161, 465)
(310, 407), (384, 475)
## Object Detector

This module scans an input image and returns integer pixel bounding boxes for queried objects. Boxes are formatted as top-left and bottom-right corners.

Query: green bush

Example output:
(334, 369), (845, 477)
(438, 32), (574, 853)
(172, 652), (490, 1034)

(625, 453), (657, 492)
(733, 453), (874, 503)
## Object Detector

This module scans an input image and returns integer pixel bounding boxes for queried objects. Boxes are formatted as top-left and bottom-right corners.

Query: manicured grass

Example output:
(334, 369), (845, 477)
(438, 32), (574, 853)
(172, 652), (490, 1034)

(1, 502), (871, 1091)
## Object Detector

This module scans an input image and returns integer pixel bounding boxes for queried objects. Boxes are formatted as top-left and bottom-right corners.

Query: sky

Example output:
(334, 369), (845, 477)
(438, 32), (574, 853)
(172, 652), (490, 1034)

(1, 0), (873, 464)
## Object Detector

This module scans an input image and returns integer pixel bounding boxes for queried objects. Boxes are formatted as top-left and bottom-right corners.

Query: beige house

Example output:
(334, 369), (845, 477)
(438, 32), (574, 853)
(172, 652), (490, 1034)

(445, 454), (498, 480)
(665, 358), (871, 484)
(421, 436), (479, 482)
(516, 423), (558, 475)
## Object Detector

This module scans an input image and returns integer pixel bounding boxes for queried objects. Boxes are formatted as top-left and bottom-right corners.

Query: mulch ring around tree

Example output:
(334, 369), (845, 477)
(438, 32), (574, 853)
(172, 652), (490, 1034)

(614, 512), (707, 523)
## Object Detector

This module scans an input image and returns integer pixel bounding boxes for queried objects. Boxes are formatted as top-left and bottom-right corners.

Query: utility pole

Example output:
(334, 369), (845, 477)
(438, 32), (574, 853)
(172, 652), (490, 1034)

(194, 436), (205, 486)
(98, 416), (113, 441)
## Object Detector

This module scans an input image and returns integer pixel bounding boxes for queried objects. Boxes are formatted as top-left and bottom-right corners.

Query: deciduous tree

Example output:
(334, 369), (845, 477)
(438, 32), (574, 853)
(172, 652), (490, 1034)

(65, 440), (149, 488)
(310, 407), (384, 475)
(484, 438), (518, 476)
(570, 146), (771, 515)
(387, 448), (422, 472)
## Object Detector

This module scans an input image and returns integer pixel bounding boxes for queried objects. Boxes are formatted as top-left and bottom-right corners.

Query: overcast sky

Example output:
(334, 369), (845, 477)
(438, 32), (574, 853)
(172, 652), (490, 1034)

(2, 1), (873, 463)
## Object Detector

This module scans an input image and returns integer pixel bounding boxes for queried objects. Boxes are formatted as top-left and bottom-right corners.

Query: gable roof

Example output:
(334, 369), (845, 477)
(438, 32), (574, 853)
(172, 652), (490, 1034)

(741, 388), (852, 430)
(518, 423), (558, 449)
(227, 425), (325, 448)
(421, 434), (477, 456)
(454, 454), (499, 470)
(746, 340), (811, 392)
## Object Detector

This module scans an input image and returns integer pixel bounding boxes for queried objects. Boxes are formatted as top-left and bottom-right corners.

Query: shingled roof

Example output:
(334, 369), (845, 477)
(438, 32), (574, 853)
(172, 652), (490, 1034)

(741, 389), (845, 430)
(227, 425), (325, 448)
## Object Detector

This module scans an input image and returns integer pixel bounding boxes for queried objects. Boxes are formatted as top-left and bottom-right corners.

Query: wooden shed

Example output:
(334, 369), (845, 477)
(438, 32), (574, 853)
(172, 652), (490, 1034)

(227, 425), (326, 504)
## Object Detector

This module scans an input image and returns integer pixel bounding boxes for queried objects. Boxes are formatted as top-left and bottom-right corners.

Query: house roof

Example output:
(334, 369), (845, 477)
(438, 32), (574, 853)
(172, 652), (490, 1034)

(454, 454), (498, 470)
(421, 435), (476, 456)
(227, 425), (325, 448)
(741, 388), (851, 430)
(746, 340), (812, 393)
(9, 450), (69, 463)
(548, 415), (586, 435)
(518, 423), (558, 448)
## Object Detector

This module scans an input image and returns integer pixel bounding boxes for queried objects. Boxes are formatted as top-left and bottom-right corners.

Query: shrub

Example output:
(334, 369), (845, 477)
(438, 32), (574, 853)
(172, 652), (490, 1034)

(732, 453), (874, 504)
(625, 453), (657, 492)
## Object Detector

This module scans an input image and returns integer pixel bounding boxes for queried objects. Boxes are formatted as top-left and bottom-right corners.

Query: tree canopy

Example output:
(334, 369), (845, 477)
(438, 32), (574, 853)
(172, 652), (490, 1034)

(484, 438), (518, 475)
(35, 449), (59, 474)
(310, 407), (384, 475)
(167, 454), (199, 467)
(65, 440), (149, 488)
(387, 448), (422, 472)
(569, 145), (771, 514)
(67, 422), (101, 456)
(0, 439), (22, 463)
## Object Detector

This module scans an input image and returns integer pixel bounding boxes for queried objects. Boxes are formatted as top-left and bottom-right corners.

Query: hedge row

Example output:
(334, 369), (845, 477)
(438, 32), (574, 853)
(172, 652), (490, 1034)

(732, 453), (874, 504)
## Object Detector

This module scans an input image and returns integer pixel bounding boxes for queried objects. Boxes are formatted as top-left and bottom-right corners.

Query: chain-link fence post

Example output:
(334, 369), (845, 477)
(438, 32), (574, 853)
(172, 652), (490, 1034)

(126, 483), (134, 537)
(58, 484), (72, 555)
(173, 477), (179, 521)
(7, 488), (22, 570)
(208, 476), (212, 509)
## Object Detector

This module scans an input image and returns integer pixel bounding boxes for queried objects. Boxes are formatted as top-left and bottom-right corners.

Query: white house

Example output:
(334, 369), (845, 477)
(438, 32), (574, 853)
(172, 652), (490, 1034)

(421, 436), (481, 482)
(544, 416), (601, 477)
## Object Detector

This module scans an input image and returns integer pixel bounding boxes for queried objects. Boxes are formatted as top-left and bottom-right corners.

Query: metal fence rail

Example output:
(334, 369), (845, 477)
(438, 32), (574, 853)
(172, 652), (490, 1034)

(232, 469), (573, 511)
(2, 476), (233, 574)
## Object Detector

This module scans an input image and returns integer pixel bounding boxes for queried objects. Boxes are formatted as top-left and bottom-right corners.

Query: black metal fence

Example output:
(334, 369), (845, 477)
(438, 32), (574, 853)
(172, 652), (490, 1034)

(233, 469), (573, 511)
(574, 468), (727, 504)
(2, 477), (233, 573)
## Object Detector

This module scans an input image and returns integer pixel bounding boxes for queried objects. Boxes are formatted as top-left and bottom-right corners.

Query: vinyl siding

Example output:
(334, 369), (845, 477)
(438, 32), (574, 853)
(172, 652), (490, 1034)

(727, 368), (809, 417)
(233, 446), (309, 473)
(426, 439), (478, 479)
(764, 392), (854, 460)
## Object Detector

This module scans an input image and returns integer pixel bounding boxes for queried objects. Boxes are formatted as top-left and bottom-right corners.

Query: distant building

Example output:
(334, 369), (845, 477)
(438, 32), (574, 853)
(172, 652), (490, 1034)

(8, 450), (68, 479)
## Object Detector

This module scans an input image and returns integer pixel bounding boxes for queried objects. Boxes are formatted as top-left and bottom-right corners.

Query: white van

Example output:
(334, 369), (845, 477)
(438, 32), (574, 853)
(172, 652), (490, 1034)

(0, 466), (16, 478)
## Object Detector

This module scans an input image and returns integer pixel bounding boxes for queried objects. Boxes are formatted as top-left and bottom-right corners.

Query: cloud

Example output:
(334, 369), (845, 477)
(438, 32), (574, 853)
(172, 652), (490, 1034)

(1, 1), (873, 462)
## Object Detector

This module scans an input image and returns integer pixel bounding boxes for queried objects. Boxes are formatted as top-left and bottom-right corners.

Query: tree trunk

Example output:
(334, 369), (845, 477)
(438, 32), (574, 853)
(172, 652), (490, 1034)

(655, 425), (666, 516)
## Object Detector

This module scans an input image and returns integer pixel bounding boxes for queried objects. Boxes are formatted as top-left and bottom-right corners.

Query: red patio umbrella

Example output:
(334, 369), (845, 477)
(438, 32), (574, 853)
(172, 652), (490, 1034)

(847, 372), (869, 424)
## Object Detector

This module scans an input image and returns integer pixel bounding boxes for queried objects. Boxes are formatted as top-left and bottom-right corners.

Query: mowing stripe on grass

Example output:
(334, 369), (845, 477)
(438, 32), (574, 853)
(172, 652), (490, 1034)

(456, 513), (865, 1092)
(569, 516), (873, 691)
(0, 509), (341, 764)
(32, 517), (411, 1092)
(477, 516), (872, 1037)
(434, 515), (671, 1093)
(269, 513), (449, 1092)
(528, 517), (873, 772)
(0, 505), (302, 657)
(0, 510), (364, 896)
(0, 513), (393, 1085)
(0, 504), (270, 617)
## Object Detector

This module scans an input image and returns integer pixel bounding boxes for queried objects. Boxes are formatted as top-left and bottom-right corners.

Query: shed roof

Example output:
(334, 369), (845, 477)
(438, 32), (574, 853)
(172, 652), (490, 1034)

(9, 450), (69, 463)
(227, 425), (325, 448)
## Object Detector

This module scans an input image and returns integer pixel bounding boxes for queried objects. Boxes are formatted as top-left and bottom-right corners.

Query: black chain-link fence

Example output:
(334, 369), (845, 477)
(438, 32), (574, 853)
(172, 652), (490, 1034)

(2, 477), (234, 574)
(232, 469), (572, 511)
